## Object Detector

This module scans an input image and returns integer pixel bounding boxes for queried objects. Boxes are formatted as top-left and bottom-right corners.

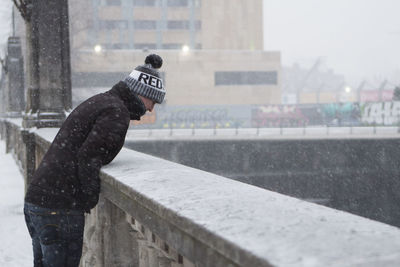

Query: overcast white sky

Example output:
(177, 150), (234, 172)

(263, 0), (400, 86)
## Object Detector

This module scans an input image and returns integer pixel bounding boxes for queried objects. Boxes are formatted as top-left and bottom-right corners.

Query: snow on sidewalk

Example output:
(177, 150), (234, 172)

(0, 141), (32, 266)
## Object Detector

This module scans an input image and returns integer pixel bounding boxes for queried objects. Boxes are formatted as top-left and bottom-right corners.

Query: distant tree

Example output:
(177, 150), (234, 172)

(393, 86), (400, 101)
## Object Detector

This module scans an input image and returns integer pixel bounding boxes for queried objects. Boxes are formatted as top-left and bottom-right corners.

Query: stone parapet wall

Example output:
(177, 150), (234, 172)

(2, 119), (400, 266)
(125, 137), (400, 227)
(0, 119), (36, 185)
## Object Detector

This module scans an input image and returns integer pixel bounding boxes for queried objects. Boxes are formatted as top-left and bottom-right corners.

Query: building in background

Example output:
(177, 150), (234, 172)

(69, 0), (281, 108)
(75, 0), (262, 51)
(281, 62), (348, 104)
(281, 62), (396, 105)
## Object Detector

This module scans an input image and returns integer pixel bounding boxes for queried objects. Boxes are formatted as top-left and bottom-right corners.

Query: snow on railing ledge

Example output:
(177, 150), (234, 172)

(3, 119), (400, 267)
(98, 148), (400, 267)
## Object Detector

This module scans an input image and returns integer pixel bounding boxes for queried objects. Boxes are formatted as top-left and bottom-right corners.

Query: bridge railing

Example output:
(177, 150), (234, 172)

(126, 125), (400, 138)
(2, 118), (400, 267)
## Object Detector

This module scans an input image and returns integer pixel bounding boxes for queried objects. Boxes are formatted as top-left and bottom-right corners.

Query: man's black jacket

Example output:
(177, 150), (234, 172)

(25, 81), (146, 212)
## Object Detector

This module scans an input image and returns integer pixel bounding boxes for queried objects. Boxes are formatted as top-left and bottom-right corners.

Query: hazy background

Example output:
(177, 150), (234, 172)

(263, 0), (400, 86)
(0, 0), (12, 56)
(1, 0), (399, 87)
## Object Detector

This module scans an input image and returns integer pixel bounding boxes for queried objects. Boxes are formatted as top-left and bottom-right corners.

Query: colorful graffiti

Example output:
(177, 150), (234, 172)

(129, 101), (400, 129)
(322, 103), (360, 126)
(361, 102), (400, 125)
(251, 105), (310, 127)
(153, 106), (248, 128)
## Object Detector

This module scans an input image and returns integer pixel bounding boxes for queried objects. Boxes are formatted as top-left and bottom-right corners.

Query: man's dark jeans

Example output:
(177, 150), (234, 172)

(24, 202), (85, 267)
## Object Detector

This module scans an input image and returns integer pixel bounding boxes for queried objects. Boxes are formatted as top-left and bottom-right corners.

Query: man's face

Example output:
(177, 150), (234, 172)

(138, 95), (156, 112)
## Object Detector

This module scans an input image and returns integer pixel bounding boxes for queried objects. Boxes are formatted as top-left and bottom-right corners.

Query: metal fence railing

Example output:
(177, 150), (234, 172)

(126, 125), (400, 138)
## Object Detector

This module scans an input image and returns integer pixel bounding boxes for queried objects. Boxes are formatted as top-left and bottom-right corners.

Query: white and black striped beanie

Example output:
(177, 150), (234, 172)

(123, 54), (166, 104)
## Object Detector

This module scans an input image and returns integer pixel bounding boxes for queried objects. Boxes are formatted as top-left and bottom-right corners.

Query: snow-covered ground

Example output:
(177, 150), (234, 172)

(0, 141), (32, 266)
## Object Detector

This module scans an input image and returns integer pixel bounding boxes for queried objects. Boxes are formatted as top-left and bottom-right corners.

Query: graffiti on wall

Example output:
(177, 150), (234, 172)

(128, 101), (400, 129)
(155, 107), (245, 128)
(322, 103), (360, 126)
(361, 102), (400, 125)
(252, 105), (309, 127)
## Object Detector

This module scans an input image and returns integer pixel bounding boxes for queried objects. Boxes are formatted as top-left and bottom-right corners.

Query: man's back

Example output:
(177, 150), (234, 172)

(25, 87), (132, 211)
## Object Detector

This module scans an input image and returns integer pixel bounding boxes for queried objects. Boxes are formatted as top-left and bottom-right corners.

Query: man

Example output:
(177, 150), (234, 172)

(24, 54), (165, 267)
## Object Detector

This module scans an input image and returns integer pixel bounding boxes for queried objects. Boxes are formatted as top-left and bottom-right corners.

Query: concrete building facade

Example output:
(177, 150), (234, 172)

(69, 0), (281, 107)
(72, 0), (263, 51)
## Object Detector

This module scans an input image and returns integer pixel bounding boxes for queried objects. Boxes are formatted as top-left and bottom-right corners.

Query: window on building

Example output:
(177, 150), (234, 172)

(134, 20), (157, 30)
(100, 20), (128, 30)
(111, 43), (130, 49)
(215, 71), (278, 86)
(100, 44), (113, 49)
(106, 0), (121, 6)
(167, 20), (188, 30)
(161, 43), (201, 50)
(162, 43), (183, 49)
(134, 43), (157, 50)
(100, 43), (130, 50)
(133, 0), (157, 6)
(167, 20), (201, 30)
(167, 0), (188, 7)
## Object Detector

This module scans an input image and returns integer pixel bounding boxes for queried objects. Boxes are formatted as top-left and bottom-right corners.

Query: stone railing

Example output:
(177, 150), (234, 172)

(125, 135), (400, 228)
(2, 118), (400, 267)
(0, 118), (36, 191)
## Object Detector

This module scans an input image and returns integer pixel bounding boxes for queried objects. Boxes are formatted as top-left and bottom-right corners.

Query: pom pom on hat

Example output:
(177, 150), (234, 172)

(145, 54), (163, 69)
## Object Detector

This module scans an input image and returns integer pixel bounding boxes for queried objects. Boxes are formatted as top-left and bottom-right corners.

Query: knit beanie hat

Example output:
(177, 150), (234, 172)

(123, 54), (166, 104)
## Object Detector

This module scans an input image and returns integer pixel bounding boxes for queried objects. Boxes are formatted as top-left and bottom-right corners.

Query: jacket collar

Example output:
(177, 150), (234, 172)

(108, 81), (147, 120)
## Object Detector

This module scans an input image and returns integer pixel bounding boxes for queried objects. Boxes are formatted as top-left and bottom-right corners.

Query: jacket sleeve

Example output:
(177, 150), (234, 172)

(77, 108), (129, 212)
